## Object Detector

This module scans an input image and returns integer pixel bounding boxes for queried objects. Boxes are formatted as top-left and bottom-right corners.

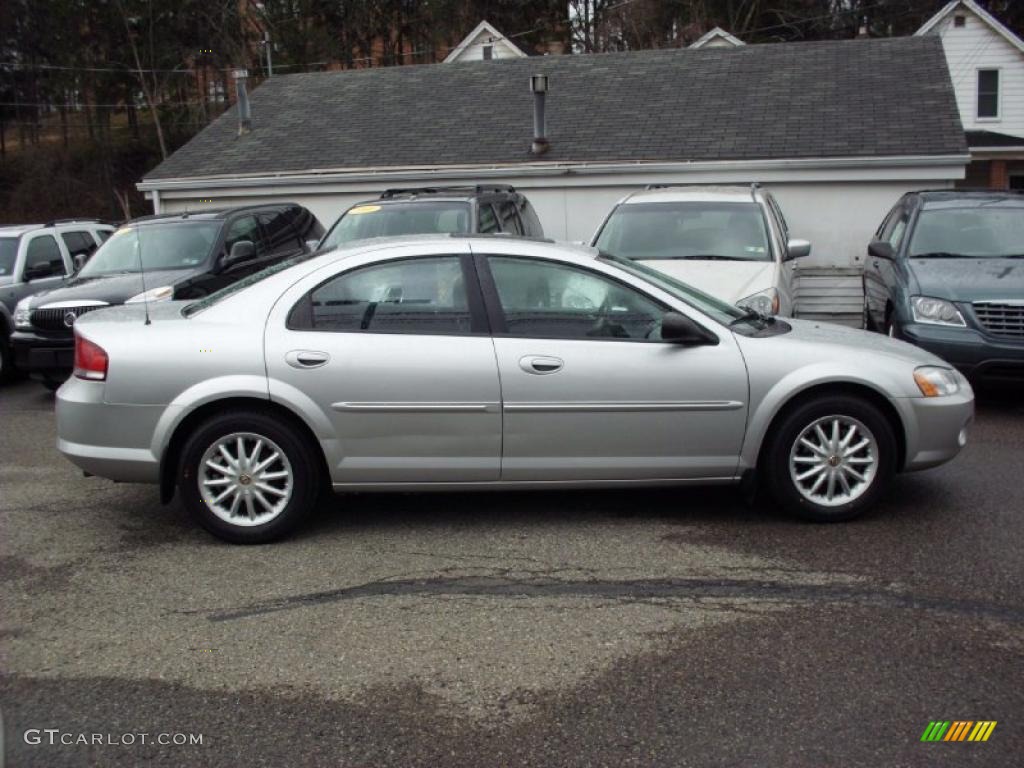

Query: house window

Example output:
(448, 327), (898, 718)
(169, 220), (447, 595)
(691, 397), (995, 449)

(482, 44), (493, 60)
(954, 15), (966, 27)
(978, 69), (999, 118)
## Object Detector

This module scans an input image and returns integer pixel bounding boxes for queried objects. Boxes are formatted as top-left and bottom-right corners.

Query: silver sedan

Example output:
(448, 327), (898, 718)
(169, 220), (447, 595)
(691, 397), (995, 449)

(56, 236), (974, 543)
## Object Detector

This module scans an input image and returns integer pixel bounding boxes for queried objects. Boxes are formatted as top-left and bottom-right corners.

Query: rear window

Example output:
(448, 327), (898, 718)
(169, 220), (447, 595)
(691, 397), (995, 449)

(595, 202), (772, 262)
(318, 202), (471, 250)
(0, 236), (19, 277)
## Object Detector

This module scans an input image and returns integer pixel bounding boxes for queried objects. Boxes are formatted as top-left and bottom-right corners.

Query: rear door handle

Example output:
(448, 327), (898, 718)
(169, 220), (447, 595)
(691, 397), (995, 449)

(286, 350), (330, 369)
(519, 355), (563, 375)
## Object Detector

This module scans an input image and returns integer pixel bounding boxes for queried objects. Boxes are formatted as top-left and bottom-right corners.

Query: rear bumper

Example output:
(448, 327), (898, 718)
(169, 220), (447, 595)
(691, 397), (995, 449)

(11, 330), (73, 378)
(900, 324), (1024, 382)
(55, 377), (162, 483)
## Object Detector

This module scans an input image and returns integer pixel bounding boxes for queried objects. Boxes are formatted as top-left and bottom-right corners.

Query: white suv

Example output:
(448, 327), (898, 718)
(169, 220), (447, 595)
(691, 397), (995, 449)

(0, 220), (115, 379)
(591, 185), (810, 316)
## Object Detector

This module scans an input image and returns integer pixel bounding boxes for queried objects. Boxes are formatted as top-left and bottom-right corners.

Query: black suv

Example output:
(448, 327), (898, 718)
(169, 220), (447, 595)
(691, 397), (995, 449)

(317, 185), (544, 251)
(864, 189), (1024, 382)
(12, 203), (322, 388)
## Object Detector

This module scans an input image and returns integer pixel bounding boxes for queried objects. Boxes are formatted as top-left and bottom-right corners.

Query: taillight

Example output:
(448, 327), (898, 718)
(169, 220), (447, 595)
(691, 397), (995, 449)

(73, 332), (108, 381)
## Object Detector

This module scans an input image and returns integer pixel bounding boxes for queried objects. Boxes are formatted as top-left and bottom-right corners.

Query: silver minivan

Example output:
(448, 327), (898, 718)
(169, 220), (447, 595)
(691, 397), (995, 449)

(592, 185), (810, 316)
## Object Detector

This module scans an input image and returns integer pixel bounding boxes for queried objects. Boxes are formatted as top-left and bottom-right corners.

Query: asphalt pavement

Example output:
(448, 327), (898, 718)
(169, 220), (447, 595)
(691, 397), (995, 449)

(1, 377), (1021, 767)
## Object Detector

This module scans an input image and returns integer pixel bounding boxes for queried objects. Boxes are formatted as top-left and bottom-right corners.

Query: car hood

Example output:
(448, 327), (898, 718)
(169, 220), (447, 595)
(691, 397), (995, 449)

(638, 259), (776, 304)
(907, 258), (1024, 303)
(24, 270), (193, 307)
(764, 317), (948, 366)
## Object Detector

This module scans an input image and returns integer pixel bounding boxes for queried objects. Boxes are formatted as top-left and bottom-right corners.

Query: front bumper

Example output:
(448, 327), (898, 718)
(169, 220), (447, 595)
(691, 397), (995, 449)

(900, 323), (1024, 382)
(56, 376), (163, 483)
(11, 329), (73, 379)
(899, 381), (974, 472)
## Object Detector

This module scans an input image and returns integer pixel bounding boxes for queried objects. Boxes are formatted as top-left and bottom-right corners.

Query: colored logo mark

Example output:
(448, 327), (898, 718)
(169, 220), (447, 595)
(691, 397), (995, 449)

(921, 721), (997, 742)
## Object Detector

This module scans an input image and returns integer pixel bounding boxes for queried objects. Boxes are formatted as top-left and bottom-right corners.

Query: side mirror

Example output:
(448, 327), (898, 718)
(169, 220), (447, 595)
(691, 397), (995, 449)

(785, 238), (812, 260)
(72, 253), (88, 273)
(660, 311), (717, 346)
(867, 240), (895, 260)
(24, 262), (58, 281)
(221, 240), (256, 270)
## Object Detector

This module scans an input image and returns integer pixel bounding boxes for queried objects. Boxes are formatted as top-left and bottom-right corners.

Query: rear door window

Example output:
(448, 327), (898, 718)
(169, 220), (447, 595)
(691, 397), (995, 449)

(258, 209), (302, 256)
(290, 256), (475, 335)
(496, 201), (524, 235)
(61, 231), (98, 257)
(477, 204), (499, 234)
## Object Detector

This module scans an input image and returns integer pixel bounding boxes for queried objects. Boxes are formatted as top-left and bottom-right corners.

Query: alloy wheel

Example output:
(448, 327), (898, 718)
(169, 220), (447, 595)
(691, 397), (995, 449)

(198, 432), (294, 526)
(789, 415), (878, 507)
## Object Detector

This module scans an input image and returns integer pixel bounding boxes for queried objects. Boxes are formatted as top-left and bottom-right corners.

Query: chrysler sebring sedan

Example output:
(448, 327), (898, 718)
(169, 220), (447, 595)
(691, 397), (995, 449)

(55, 236), (973, 543)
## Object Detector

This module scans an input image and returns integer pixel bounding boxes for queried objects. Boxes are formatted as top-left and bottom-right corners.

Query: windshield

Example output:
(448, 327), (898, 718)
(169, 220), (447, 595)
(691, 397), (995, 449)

(909, 205), (1024, 258)
(183, 252), (311, 317)
(319, 201), (471, 250)
(78, 221), (220, 277)
(600, 253), (745, 325)
(595, 202), (772, 262)
(0, 237), (19, 277)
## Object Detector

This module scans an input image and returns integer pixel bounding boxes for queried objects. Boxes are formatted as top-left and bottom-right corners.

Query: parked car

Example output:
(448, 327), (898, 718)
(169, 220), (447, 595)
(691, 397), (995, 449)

(317, 185), (544, 250)
(864, 189), (1024, 382)
(0, 219), (115, 380)
(56, 234), (972, 543)
(12, 203), (322, 389)
(591, 185), (810, 316)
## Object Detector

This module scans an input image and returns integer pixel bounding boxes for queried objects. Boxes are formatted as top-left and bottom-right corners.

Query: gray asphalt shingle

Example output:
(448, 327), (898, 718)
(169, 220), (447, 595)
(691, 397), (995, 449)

(145, 36), (966, 181)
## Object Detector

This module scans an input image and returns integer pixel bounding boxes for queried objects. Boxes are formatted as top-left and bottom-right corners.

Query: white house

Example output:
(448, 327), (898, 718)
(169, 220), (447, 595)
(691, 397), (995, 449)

(689, 27), (745, 49)
(916, 0), (1024, 188)
(443, 21), (528, 63)
(139, 37), (967, 276)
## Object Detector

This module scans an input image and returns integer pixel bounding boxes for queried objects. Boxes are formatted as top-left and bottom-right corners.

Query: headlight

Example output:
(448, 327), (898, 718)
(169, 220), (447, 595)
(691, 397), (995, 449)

(125, 285), (174, 304)
(13, 297), (33, 329)
(914, 366), (960, 397)
(736, 287), (780, 316)
(910, 296), (965, 327)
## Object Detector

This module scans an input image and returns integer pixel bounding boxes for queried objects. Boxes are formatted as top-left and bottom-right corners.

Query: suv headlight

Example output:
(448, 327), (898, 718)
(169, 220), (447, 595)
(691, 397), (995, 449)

(737, 287), (779, 316)
(13, 297), (33, 329)
(910, 296), (965, 327)
(914, 366), (960, 397)
(125, 285), (174, 304)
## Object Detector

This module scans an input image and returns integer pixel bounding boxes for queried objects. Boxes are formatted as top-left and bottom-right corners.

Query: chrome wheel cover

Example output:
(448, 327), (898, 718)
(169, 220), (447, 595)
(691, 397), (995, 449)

(198, 432), (293, 527)
(789, 415), (878, 507)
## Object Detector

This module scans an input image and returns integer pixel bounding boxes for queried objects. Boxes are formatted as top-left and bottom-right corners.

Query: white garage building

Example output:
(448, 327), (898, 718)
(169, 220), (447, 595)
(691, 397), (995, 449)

(140, 36), (967, 273)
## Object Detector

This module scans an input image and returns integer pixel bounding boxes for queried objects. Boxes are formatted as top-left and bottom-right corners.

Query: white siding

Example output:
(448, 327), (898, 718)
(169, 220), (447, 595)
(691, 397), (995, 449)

(923, 8), (1024, 137)
(446, 31), (525, 62)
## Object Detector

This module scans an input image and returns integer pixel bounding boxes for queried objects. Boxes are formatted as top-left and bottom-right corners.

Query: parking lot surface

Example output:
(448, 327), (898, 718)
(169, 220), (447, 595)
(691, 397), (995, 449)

(2, 378), (1022, 767)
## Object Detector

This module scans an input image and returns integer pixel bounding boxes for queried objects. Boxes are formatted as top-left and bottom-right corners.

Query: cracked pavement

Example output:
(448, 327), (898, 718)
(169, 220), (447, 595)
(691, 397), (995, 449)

(1, 379), (1022, 766)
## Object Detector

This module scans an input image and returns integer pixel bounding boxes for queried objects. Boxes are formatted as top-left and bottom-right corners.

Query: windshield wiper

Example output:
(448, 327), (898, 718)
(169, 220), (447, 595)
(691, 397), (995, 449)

(729, 308), (775, 327)
(911, 252), (969, 259)
(673, 254), (750, 261)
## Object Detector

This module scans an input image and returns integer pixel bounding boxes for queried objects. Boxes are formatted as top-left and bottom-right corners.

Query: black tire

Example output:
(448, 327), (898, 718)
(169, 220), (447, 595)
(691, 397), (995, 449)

(763, 395), (897, 523)
(0, 336), (13, 382)
(41, 376), (63, 392)
(178, 410), (322, 544)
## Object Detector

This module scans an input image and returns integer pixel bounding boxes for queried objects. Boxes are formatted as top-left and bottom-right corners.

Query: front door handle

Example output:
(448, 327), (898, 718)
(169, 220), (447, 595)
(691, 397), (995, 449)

(519, 355), (563, 375)
(285, 350), (330, 369)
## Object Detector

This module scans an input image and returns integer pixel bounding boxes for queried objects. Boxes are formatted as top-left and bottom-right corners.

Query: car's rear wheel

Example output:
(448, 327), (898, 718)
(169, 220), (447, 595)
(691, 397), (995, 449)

(763, 395), (897, 522)
(178, 411), (321, 543)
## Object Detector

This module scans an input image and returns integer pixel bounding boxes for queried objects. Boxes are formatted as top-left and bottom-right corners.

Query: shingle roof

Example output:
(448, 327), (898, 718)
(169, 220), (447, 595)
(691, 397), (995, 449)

(145, 36), (966, 182)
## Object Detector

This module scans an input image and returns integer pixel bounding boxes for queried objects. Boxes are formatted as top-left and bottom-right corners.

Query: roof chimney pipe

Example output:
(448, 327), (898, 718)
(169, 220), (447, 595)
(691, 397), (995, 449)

(233, 68), (252, 136)
(530, 74), (549, 155)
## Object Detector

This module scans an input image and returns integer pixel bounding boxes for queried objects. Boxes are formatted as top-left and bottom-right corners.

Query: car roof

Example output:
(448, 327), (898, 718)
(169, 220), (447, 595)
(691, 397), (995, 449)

(623, 185), (762, 205)
(372, 185), (518, 203)
(0, 225), (44, 236)
(127, 203), (295, 225)
(915, 189), (1024, 208)
(315, 233), (596, 265)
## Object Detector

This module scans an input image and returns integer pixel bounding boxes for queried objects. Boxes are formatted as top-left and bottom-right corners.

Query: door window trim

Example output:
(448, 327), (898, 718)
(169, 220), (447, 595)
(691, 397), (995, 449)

(475, 253), (697, 344)
(286, 253), (490, 337)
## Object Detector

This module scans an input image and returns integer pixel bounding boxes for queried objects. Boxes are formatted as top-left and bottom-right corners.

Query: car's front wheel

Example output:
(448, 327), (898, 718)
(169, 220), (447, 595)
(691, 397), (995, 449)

(763, 395), (897, 522)
(178, 410), (322, 543)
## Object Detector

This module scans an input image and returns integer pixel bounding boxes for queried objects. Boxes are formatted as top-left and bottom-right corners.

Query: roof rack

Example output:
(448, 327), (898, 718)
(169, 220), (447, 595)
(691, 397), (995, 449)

(916, 187), (1023, 194)
(42, 218), (109, 227)
(379, 184), (516, 199)
(643, 182), (763, 192)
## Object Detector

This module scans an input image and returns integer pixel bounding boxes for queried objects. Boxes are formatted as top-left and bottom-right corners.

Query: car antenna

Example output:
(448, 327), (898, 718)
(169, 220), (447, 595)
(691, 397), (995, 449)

(136, 225), (151, 325)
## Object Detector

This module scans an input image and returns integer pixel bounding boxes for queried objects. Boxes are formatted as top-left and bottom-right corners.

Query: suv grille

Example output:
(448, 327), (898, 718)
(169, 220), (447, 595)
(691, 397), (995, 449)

(30, 305), (107, 331)
(973, 302), (1024, 339)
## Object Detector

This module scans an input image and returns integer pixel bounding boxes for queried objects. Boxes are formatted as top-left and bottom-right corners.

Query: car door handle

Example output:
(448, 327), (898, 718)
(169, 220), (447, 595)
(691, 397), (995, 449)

(286, 350), (330, 369)
(519, 355), (563, 375)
